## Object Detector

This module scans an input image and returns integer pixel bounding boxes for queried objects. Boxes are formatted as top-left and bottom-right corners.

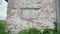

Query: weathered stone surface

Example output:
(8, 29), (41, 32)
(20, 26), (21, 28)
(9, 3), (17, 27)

(7, 0), (56, 33)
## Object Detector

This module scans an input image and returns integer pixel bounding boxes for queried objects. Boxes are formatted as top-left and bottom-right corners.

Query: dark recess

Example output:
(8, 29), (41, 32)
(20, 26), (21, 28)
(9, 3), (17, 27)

(5, 0), (8, 2)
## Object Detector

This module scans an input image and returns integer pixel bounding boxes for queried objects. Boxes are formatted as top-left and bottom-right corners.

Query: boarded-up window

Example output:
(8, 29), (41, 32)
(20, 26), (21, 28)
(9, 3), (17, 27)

(20, 8), (40, 20)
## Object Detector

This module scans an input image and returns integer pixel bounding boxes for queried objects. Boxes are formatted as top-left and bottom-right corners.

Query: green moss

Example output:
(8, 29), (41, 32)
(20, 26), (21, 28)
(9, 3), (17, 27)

(19, 21), (57, 34)
(18, 28), (56, 34)
(0, 20), (8, 34)
(0, 20), (57, 34)
(19, 28), (41, 34)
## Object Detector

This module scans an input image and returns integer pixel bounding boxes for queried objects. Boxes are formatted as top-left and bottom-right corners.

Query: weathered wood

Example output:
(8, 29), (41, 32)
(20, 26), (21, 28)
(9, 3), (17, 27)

(56, 0), (60, 30)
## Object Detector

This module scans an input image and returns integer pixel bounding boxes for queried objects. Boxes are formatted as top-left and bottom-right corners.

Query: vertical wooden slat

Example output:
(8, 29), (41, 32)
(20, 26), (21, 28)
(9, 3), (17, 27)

(56, 0), (60, 30)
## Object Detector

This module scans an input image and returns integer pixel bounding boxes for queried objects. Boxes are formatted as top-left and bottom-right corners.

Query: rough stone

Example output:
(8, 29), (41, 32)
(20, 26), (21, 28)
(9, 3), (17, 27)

(7, 0), (56, 33)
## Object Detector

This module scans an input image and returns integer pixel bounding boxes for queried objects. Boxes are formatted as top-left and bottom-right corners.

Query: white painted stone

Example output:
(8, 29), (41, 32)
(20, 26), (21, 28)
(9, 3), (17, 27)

(0, 0), (8, 20)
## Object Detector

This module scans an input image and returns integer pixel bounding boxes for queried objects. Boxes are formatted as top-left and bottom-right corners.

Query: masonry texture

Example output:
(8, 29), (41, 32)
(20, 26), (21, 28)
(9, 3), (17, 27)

(7, 0), (56, 34)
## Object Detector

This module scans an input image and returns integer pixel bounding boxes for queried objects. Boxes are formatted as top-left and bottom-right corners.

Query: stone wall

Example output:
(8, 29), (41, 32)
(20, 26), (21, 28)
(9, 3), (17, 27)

(7, 0), (56, 34)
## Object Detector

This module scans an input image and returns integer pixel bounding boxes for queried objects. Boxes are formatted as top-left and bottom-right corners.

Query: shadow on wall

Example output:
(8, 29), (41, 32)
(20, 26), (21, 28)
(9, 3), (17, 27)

(5, 0), (8, 2)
